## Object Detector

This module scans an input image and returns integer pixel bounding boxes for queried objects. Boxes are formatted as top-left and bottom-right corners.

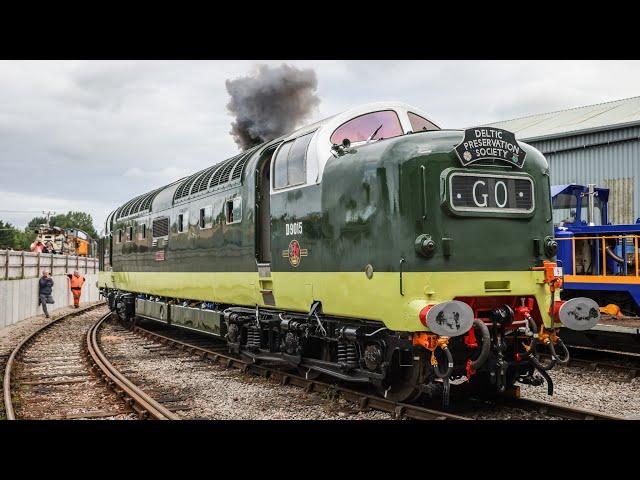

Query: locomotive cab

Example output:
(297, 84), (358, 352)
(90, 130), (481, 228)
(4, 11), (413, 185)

(269, 101), (441, 196)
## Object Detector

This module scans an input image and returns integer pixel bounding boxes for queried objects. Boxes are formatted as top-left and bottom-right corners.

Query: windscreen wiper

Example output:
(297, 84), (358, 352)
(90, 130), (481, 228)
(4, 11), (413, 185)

(366, 123), (384, 143)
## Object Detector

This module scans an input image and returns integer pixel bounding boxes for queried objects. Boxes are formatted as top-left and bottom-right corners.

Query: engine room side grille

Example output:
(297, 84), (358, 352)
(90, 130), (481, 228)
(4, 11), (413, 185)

(174, 172), (201, 202)
(191, 165), (218, 194)
(115, 187), (164, 221)
(208, 155), (240, 189)
(117, 195), (141, 220)
(197, 163), (226, 193)
(231, 146), (260, 181)
(139, 188), (162, 212)
(152, 217), (169, 238)
(173, 176), (194, 202)
(171, 145), (262, 205)
(129, 195), (147, 214)
(215, 160), (237, 187)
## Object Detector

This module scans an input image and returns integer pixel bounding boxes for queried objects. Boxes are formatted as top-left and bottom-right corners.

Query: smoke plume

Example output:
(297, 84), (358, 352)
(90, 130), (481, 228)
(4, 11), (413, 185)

(225, 64), (320, 150)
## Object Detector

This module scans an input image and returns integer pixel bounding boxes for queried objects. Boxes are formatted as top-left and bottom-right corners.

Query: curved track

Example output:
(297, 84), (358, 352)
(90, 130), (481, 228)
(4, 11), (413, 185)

(86, 313), (179, 420)
(3, 304), (102, 419)
(4, 305), (178, 420)
(6, 304), (625, 420)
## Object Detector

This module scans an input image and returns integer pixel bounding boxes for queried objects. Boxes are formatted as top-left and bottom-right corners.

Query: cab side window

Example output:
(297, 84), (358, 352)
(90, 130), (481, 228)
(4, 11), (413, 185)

(408, 112), (439, 132)
(330, 110), (403, 145)
(273, 132), (313, 189)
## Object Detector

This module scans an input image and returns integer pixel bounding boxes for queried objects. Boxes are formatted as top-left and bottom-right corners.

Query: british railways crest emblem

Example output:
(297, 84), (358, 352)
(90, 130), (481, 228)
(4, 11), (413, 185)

(282, 239), (308, 267)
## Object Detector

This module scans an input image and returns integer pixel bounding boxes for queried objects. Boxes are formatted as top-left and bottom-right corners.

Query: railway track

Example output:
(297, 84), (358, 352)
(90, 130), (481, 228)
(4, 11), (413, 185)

(86, 312), (179, 420)
(3, 304), (178, 420)
(4, 304), (627, 421)
(566, 345), (640, 381)
(128, 317), (626, 421)
(129, 320), (467, 420)
(497, 396), (625, 420)
(537, 346), (640, 382)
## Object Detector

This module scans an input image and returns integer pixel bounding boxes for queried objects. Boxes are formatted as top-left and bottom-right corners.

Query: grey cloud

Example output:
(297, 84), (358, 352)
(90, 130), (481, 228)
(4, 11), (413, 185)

(1, 60), (639, 231)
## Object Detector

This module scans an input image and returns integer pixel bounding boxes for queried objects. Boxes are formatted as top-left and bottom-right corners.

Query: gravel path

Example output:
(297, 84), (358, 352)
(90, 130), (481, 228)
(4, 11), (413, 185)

(99, 321), (392, 420)
(520, 364), (640, 419)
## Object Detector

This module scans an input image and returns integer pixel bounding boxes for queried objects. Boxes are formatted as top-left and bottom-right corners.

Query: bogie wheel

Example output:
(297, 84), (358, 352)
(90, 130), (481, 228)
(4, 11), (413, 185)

(115, 301), (133, 326)
(376, 350), (426, 402)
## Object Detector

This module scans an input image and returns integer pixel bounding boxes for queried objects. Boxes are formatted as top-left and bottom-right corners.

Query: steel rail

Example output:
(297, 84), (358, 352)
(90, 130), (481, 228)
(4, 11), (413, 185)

(557, 356), (639, 379)
(130, 323), (468, 420)
(539, 348), (640, 381)
(502, 396), (626, 420)
(131, 321), (628, 421)
(3, 303), (104, 420)
(86, 313), (180, 420)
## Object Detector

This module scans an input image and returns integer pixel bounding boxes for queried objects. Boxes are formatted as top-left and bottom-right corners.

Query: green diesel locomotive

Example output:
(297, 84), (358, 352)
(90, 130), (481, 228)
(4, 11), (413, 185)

(99, 102), (599, 405)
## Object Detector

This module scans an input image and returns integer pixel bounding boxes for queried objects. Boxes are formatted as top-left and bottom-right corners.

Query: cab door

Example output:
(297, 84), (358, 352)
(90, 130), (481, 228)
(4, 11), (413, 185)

(252, 144), (279, 306)
(256, 144), (279, 264)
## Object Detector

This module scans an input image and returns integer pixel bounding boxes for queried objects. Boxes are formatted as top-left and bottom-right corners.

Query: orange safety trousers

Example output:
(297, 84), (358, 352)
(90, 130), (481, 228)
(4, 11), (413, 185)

(71, 288), (81, 306)
(69, 275), (84, 307)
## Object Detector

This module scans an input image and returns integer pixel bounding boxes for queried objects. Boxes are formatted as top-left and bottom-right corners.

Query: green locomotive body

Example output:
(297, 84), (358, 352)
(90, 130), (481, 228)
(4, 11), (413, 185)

(100, 102), (599, 403)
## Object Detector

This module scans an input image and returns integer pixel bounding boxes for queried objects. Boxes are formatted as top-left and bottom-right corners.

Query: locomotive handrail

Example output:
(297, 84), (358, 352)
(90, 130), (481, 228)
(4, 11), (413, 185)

(554, 234), (640, 241)
(554, 234), (640, 278)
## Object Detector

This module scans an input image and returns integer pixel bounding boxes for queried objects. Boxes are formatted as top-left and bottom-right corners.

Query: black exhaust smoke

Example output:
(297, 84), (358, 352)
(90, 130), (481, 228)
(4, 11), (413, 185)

(225, 64), (320, 151)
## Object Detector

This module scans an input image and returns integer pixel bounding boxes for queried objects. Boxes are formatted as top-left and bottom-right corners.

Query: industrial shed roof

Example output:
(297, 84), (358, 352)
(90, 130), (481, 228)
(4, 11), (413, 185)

(485, 96), (640, 141)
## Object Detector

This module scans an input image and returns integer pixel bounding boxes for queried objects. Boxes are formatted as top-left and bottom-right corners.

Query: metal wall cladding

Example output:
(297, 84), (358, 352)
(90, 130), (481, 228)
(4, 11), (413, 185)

(603, 177), (634, 224)
(528, 126), (640, 223)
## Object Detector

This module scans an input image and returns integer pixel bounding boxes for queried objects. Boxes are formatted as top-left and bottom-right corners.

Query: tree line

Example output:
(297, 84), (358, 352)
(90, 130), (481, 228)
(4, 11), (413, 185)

(0, 211), (98, 250)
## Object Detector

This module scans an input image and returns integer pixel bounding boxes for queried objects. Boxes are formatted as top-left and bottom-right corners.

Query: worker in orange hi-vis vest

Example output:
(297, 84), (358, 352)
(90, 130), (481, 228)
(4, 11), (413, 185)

(66, 270), (85, 308)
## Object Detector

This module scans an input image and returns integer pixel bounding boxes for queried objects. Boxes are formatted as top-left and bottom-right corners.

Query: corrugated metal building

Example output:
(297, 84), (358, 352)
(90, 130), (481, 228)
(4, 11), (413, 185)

(486, 96), (640, 224)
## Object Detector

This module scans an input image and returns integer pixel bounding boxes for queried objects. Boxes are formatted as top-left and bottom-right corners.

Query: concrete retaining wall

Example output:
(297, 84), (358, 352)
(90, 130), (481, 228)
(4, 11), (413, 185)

(0, 274), (100, 328)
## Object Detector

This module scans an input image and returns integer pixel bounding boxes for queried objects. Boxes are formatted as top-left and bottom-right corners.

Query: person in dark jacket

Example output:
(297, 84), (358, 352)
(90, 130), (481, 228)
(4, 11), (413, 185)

(38, 270), (54, 318)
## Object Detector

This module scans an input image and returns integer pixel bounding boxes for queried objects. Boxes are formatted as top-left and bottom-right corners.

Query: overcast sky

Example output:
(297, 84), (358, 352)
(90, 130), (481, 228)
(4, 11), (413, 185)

(2, 60), (640, 232)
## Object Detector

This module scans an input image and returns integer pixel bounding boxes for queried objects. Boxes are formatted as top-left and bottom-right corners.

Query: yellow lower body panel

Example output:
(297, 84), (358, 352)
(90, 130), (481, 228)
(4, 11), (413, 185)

(99, 269), (553, 331)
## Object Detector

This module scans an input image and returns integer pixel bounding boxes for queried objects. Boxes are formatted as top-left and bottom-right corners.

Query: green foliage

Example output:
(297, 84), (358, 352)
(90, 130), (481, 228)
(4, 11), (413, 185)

(27, 211), (98, 239)
(0, 220), (35, 250)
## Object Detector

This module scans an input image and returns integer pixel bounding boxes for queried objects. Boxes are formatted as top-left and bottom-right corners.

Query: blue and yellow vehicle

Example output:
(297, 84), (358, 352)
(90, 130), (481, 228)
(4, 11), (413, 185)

(553, 183), (640, 315)
(99, 102), (601, 405)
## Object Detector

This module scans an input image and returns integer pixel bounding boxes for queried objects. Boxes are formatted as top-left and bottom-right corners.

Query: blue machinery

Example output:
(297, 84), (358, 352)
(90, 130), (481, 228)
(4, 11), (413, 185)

(552, 183), (640, 316)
